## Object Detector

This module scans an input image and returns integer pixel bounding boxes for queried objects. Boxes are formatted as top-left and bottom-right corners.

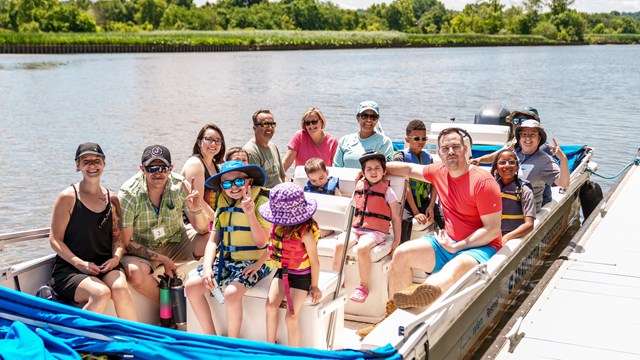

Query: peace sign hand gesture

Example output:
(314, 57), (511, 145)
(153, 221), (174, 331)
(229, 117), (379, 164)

(548, 138), (567, 161)
(240, 180), (254, 214)
(184, 177), (201, 212)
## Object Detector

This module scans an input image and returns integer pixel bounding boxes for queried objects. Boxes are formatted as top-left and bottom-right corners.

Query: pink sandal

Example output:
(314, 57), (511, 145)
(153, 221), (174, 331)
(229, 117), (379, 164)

(349, 285), (369, 303)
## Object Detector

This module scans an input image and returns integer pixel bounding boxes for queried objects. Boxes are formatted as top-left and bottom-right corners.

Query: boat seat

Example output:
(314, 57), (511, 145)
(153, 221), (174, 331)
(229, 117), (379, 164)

(294, 166), (407, 323)
(186, 266), (345, 349)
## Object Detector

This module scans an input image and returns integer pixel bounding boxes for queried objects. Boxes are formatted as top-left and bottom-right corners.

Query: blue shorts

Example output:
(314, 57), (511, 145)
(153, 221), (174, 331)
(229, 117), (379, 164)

(425, 235), (497, 274)
(197, 258), (271, 289)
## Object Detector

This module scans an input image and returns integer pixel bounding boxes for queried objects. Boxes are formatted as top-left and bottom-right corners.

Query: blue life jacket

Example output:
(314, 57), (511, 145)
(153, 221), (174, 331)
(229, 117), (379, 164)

(304, 176), (339, 195)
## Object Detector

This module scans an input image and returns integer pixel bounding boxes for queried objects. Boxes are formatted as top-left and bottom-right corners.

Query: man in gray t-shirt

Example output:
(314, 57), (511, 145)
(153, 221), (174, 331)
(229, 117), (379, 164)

(243, 109), (285, 188)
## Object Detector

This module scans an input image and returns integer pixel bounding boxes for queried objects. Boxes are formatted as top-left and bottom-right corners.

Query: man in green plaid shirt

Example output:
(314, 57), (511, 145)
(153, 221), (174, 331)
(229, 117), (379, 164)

(118, 145), (210, 303)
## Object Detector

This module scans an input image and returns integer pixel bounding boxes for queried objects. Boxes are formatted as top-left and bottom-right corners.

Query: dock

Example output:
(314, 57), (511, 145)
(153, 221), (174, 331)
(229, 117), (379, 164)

(485, 155), (640, 359)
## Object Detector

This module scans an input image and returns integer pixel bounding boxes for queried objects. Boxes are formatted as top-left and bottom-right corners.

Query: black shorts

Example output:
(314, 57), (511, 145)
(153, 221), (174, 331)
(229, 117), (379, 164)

(274, 268), (311, 291)
(51, 262), (124, 304)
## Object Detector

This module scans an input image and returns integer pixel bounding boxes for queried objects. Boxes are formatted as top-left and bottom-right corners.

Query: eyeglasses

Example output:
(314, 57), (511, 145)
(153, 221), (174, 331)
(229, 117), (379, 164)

(304, 119), (319, 126)
(512, 117), (530, 125)
(221, 177), (247, 189)
(256, 122), (276, 128)
(497, 160), (518, 166)
(145, 165), (170, 174)
(359, 113), (379, 121)
(411, 136), (428, 142)
(202, 137), (223, 145)
(440, 145), (463, 153)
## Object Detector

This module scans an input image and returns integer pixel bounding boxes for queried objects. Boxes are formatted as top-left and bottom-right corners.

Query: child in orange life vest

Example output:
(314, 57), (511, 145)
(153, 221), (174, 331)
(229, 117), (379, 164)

(334, 150), (401, 303)
(257, 182), (322, 347)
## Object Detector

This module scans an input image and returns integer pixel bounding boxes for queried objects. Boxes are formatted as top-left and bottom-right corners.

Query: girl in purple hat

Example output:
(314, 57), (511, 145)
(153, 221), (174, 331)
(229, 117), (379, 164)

(258, 182), (322, 347)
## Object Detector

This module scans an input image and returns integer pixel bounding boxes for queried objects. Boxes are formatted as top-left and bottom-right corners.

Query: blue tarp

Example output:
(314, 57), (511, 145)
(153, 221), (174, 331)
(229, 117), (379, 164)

(0, 286), (400, 360)
(392, 141), (587, 173)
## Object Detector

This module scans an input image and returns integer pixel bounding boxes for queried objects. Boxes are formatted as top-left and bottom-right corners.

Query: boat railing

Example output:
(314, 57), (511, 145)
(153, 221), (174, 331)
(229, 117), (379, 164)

(0, 228), (50, 253)
(399, 263), (489, 338)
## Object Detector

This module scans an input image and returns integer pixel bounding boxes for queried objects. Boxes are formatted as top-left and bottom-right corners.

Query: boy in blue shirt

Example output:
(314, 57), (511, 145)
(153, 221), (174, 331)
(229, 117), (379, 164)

(393, 120), (442, 242)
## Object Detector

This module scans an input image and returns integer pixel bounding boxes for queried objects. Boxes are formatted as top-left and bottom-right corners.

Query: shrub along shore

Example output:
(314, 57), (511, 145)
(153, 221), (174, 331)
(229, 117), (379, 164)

(0, 31), (638, 53)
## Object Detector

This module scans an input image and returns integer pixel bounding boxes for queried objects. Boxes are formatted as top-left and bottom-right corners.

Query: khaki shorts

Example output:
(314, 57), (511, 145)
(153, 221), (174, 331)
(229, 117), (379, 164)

(121, 224), (199, 273)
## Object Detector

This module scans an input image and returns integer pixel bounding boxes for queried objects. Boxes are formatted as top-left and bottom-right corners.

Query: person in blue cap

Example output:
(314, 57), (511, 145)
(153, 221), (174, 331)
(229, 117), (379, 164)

(333, 100), (394, 169)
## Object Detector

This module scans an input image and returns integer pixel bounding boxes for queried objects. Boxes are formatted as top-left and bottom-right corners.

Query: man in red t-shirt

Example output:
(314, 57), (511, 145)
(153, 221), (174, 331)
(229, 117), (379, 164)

(358, 127), (502, 338)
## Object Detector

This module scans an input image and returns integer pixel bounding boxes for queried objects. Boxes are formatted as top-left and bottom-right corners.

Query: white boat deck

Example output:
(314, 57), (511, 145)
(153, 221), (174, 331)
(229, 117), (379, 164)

(494, 162), (640, 360)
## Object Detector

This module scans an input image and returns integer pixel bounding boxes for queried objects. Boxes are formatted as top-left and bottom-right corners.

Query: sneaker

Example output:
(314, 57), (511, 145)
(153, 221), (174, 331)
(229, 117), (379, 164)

(392, 283), (442, 309)
(357, 300), (397, 340)
(349, 285), (369, 303)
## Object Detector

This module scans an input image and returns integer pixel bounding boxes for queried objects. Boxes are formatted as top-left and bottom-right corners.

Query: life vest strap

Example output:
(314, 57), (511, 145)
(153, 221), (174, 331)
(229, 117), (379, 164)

(219, 244), (264, 252)
(218, 206), (245, 214)
(282, 267), (295, 315)
(502, 214), (525, 220)
(354, 209), (392, 221)
(354, 189), (385, 198)
(220, 225), (251, 233)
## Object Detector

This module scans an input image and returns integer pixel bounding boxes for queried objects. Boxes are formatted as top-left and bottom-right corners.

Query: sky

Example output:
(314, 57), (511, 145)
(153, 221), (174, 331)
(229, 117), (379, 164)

(331, 0), (640, 13)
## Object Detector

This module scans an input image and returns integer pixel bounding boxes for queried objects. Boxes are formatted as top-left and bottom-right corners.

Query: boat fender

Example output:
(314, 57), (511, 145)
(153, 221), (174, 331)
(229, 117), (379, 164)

(579, 180), (603, 221)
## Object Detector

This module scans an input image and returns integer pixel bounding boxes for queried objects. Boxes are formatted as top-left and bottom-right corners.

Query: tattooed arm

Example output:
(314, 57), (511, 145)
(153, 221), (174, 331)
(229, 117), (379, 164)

(121, 226), (177, 276)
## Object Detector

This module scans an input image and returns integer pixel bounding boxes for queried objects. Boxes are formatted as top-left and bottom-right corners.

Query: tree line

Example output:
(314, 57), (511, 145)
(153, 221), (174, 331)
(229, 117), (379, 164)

(1, 0), (639, 41)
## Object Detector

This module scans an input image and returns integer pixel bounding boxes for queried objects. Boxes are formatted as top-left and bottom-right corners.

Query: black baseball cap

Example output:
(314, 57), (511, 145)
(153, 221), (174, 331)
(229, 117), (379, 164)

(141, 145), (171, 166)
(75, 142), (105, 160)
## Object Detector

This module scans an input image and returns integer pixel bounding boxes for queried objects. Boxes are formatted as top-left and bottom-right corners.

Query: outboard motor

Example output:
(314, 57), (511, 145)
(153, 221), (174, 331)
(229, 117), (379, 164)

(474, 104), (511, 137)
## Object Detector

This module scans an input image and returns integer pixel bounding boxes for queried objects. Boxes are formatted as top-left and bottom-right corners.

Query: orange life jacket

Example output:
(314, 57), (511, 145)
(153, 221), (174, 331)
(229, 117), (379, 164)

(353, 179), (392, 234)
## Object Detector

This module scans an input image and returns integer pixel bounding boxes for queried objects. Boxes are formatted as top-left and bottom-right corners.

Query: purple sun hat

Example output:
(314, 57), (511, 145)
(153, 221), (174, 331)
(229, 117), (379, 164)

(259, 182), (317, 226)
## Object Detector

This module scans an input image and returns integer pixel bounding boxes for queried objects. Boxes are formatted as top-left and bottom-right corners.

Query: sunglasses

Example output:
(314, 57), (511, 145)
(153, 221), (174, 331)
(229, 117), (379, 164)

(145, 165), (170, 174)
(497, 159), (518, 166)
(256, 122), (276, 129)
(358, 113), (379, 121)
(304, 119), (319, 126)
(221, 177), (249, 189)
(411, 136), (428, 142)
(512, 117), (531, 124)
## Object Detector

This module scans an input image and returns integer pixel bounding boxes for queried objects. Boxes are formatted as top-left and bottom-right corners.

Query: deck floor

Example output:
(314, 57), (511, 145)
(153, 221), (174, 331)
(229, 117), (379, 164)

(495, 164), (640, 359)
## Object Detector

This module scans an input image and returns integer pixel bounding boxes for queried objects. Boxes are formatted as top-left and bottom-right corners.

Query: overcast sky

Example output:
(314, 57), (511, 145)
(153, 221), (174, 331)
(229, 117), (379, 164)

(331, 0), (640, 13)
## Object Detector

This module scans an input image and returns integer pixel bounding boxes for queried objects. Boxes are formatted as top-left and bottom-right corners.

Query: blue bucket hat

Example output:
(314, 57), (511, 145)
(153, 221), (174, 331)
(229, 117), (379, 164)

(205, 160), (266, 189)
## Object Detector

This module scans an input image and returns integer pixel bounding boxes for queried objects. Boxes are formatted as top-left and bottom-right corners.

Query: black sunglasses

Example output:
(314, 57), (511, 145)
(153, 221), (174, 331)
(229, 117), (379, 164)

(359, 113), (379, 120)
(411, 136), (428, 142)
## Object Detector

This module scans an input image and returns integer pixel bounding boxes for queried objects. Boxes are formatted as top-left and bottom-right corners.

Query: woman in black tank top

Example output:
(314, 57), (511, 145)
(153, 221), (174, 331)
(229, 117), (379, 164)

(181, 124), (226, 223)
(49, 143), (137, 321)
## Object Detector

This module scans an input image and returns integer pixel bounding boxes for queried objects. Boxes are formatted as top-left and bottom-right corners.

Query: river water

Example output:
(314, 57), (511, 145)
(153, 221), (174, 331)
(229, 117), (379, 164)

(1, 45), (639, 265)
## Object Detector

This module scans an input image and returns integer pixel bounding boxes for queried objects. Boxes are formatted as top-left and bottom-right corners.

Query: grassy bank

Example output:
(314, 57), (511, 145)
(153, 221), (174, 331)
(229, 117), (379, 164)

(0, 30), (557, 48)
(586, 33), (640, 44)
(1, 30), (637, 52)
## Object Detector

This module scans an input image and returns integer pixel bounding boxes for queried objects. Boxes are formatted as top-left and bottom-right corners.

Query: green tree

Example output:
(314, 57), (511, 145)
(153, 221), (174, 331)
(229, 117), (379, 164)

(611, 16), (638, 34)
(550, 9), (584, 40)
(135, 0), (167, 28)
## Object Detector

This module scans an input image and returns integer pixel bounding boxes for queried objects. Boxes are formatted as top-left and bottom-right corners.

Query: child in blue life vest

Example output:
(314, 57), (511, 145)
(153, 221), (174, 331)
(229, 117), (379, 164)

(184, 160), (272, 337)
(303, 157), (342, 196)
(257, 182), (322, 347)
(303, 157), (341, 238)
(334, 150), (401, 303)
(491, 149), (535, 243)
(393, 119), (443, 242)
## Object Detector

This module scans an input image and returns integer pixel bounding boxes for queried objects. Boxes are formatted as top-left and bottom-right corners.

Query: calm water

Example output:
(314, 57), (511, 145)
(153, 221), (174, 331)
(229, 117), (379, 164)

(1, 45), (639, 264)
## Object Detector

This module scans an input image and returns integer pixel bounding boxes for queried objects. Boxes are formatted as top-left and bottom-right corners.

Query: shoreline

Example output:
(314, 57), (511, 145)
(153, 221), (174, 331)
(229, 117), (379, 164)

(1, 31), (637, 54)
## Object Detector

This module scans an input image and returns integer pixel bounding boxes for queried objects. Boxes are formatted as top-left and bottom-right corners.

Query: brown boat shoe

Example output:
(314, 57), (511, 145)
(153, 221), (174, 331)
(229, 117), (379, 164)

(392, 283), (442, 309)
(357, 300), (397, 340)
